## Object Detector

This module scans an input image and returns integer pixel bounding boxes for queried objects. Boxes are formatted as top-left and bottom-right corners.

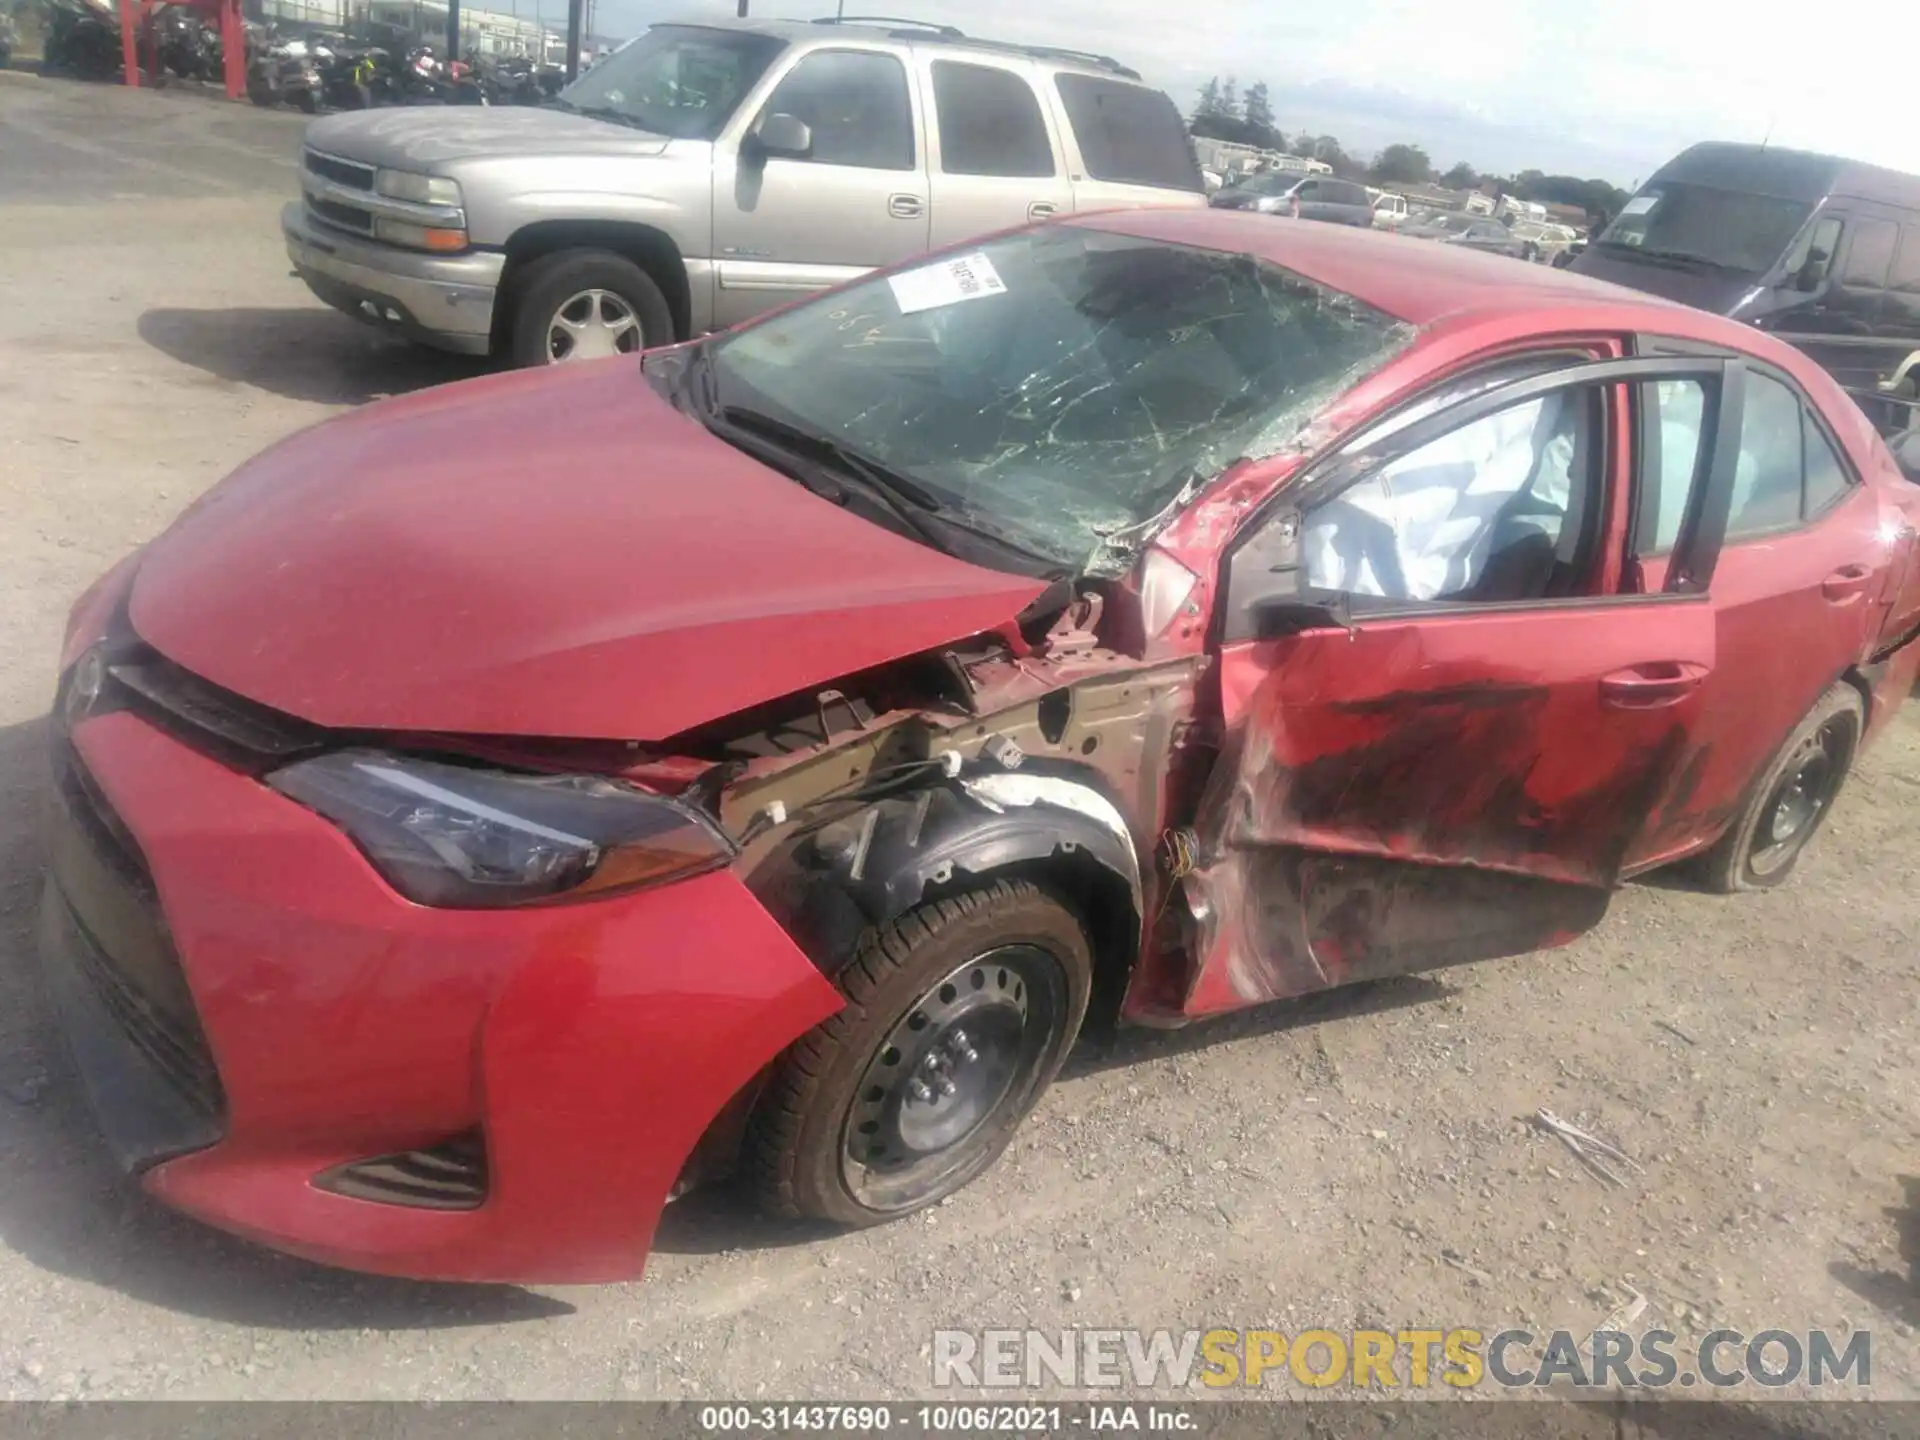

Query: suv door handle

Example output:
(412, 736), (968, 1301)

(1599, 661), (1710, 709)
(887, 193), (925, 219)
(1821, 564), (1873, 602)
(1028, 201), (1059, 221)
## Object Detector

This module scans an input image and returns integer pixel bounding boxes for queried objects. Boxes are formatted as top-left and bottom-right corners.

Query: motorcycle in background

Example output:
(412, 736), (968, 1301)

(41, 0), (123, 80)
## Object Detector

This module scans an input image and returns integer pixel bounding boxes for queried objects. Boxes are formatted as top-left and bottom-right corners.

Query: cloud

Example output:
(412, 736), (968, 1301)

(590, 0), (1920, 183)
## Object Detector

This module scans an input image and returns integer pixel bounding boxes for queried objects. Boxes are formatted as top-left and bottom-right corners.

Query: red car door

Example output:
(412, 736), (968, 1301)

(1622, 358), (1897, 866)
(1181, 353), (1747, 1017)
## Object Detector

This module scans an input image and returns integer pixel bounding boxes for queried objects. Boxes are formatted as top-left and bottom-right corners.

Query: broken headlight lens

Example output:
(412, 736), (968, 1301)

(267, 750), (732, 908)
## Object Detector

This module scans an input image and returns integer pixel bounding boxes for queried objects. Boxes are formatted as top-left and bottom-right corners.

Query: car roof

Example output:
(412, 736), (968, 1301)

(1066, 207), (1863, 433)
(1072, 207), (1711, 329)
(668, 15), (1147, 82)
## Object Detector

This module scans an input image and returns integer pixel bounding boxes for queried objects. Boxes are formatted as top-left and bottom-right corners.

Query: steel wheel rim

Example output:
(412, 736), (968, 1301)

(1749, 716), (1850, 877)
(840, 944), (1067, 1213)
(546, 288), (642, 363)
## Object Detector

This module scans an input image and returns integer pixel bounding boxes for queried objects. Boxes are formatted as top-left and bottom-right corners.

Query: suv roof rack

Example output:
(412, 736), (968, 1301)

(811, 16), (966, 37)
(808, 16), (1142, 78)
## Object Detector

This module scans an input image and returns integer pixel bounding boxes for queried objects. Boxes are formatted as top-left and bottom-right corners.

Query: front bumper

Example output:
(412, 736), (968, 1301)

(282, 201), (503, 357)
(40, 709), (843, 1283)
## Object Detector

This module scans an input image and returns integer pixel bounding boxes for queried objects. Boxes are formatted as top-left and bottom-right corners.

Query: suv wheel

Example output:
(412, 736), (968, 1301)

(508, 249), (674, 367)
(748, 879), (1092, 1227)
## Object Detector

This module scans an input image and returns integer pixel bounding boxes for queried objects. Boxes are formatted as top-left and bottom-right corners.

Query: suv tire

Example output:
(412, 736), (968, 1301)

(507, 249), (674, 367)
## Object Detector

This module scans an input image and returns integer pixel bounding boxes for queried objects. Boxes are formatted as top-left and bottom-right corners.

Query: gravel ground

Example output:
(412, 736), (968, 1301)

(0, 72), (1915, 1408)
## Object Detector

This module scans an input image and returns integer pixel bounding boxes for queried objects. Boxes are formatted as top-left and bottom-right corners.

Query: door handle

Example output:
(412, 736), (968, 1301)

(1821, 564), (1873, 602)
(887, 193), (925, 219)
(1599, 661), (1710, 709)
(1027, 200), (1059, 221)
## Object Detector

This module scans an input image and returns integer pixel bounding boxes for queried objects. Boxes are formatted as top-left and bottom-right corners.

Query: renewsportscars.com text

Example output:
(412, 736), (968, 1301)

(932, 1327), (1872, 1390)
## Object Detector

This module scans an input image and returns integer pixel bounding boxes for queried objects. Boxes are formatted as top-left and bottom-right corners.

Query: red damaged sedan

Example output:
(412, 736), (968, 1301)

(42, 211), (1920, 1282)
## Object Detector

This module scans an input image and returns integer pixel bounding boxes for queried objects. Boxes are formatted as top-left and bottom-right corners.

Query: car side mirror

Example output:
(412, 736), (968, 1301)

(748, 112), (812, 164)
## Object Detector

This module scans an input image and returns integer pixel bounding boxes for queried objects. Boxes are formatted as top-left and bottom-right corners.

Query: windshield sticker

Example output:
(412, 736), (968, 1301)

(887, 253), (1008, 315)
(1620, 195), (1658, 215)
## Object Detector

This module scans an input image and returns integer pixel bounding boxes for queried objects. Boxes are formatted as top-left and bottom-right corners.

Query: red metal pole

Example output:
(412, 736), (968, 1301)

(119, 0), (141, 87)
(223, 0), (244, 100)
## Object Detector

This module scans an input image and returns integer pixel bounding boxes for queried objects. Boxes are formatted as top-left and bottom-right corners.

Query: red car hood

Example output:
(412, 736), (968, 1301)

(130, 360), (1044, 741)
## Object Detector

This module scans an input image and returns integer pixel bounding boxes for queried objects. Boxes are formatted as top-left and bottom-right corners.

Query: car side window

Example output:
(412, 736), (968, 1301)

(1783, 216), (1843, 286)
(1728, 373), (1812, 537)
(1302, 387), (1599, 605)
(1637, 369), (1857, 553)
(758, 50), (915, 171)
(1891, 226), (1920, 294)
(930, 61), (1054, 178)
(1633, 378), (1707, 556)
(1841, 218), (1897, 290)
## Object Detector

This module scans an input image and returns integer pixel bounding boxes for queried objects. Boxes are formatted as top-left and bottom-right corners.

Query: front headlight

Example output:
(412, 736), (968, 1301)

(373, 169), (462, 207)
(267, 750), (733, 908)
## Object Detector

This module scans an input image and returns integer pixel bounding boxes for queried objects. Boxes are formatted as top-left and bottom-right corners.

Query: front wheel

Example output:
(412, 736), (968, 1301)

(1696, 682), (1865, 892)
(748, 879), (1092, 1227)
(507, 248), (672, 366)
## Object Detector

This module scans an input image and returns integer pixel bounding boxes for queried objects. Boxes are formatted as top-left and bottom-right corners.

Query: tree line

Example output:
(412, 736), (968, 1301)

(1190, 75), (1630, 225)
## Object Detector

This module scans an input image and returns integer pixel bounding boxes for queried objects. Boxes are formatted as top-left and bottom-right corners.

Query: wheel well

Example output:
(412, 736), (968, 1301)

(494, 220), (692, 349)
(1839, 665), (1874, 736)
(922, 853), (1140, 1045)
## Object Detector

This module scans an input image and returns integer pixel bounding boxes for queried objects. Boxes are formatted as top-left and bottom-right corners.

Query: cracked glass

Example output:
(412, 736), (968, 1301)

(708, 226), (1413, 576)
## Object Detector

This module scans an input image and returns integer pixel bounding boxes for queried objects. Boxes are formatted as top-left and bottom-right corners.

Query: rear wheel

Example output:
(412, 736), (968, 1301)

(748, 879), (1091, 1227)
(1697, 682), (1865, 892)
(507, 248), (672, 367)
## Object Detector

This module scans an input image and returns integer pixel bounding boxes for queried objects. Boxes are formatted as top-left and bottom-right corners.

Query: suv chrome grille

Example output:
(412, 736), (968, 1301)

(305, 148), (375, 191)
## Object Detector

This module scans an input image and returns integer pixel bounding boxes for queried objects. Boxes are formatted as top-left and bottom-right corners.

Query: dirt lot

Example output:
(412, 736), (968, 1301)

(0, 72), (1915, 1408)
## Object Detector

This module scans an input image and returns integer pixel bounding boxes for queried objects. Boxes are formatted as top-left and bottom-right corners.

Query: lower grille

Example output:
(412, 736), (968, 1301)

(47, 736), (225, 1124)
(315, 1133), (489, 1210)
(61, 895), (224, 1119)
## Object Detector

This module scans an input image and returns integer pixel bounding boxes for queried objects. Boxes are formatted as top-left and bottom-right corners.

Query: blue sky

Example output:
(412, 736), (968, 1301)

(561, 0), (1915, 187)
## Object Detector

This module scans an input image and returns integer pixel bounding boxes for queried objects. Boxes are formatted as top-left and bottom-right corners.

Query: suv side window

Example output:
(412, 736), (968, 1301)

(931, 61), (1053, 177)
(1052, 74), (1203, 192)
(758, 50), (915, 171)
(1302, 387), (1600, 605)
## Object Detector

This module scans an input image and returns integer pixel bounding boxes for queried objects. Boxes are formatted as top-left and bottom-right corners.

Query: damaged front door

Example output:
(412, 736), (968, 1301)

(1182, 355), (1745, 1015)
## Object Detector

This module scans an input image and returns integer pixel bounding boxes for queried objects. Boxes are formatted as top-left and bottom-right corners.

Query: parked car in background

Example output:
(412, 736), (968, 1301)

(1210, 173), (1373, 226)
(1370, 191), (1410, 229)
(1401, 212), (1529, 257)
(1571, 142), (1920, 435)
(283, 15), (1205, 365)
(44, 211), (1920, 1283)
(1509, 220), (1579, 263)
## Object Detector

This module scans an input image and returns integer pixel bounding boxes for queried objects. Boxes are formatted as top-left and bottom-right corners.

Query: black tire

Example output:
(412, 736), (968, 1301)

(748, 878), (1092, 1227)
(1523, 242), (1540, 263)
(1696, 682), (1865, 893)
(507, 248), (673, 367)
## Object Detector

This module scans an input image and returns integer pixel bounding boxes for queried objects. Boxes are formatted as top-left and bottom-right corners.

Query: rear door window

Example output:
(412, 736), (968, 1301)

(1053, 74), (1203, 193)
(931, 61), (1054, 178)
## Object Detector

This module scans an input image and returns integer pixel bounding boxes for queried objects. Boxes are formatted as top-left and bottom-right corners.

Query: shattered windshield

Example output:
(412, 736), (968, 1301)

(707, 227), (1413, 576)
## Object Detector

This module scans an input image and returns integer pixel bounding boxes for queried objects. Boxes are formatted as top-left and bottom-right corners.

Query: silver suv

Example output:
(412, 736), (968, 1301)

(282, 16), (1207, 365)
